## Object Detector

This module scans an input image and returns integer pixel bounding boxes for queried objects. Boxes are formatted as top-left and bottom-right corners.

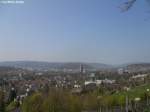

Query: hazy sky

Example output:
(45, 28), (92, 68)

(0, 0), (150, 64)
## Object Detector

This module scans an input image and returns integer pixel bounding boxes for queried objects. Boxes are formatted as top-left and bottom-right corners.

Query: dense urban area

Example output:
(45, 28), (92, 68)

(1, 62), (150, 112)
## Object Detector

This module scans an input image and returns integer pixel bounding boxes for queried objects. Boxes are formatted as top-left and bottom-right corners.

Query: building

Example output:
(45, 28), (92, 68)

(80, 64), (84, 73)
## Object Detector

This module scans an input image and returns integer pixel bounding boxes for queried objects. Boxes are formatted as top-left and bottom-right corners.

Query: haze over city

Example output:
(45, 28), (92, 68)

(0, 0), (150, 64)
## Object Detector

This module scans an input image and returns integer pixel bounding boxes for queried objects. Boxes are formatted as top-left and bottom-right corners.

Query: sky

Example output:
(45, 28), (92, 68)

(0, 0), (150, 64)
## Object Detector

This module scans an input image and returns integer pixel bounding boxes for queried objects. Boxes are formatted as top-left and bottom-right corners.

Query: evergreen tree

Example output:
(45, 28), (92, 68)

(8, 87), (17, 103)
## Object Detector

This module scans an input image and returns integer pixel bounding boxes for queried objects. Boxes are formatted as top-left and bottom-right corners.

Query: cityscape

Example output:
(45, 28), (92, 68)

(1, 0), (150, 112)
(1, 62), (150, 112)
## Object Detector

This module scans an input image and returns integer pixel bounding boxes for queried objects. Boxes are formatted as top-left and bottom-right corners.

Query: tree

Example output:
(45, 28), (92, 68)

(120, 0), (150, 12)
(8, 87), (17, 103)
(22, 93), (43, 112)
(0, 90), (5, 112)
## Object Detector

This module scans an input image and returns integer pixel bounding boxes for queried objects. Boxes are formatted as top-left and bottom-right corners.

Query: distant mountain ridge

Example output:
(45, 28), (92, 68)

(0, 61), (113, 71)
(1, 61), (150, 72)
(125, 63), (150, 72)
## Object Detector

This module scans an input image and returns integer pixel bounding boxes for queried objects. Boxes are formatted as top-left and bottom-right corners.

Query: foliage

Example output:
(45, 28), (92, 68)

(21, 93), (43, 112)
(144, 106), (150, 112)
(6, 101), (18, 112)
(21, 84), (150, 112)
(21, 89), (83, 112)
(0, 90), (5, 112)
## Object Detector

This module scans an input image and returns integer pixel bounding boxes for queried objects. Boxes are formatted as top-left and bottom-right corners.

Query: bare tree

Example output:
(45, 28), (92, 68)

(120, 0), (150, 12)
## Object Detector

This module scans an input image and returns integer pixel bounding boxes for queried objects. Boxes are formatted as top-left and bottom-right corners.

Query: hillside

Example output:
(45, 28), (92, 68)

(0, 61), (112, 71)
(124, 63), (150, 72)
